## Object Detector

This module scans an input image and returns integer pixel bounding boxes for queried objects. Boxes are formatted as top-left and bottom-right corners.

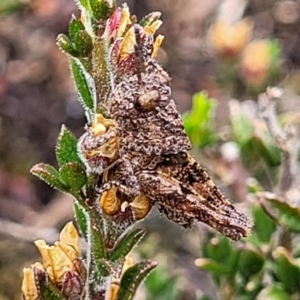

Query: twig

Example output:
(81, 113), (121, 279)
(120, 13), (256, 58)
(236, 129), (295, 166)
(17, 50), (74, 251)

(258, 87), (299, 195)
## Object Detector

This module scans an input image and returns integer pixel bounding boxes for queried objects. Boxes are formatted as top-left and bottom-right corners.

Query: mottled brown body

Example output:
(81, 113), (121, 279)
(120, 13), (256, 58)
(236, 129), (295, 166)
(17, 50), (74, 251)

(79, 24), (253, 240)
(138, 153), (252, 240)
(108, 69), (191, 159)
(105, 64), (252, 240)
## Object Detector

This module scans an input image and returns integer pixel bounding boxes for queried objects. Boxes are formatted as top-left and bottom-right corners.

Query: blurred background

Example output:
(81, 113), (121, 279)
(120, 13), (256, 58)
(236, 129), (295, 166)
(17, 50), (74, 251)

(1, 0), (300, 299)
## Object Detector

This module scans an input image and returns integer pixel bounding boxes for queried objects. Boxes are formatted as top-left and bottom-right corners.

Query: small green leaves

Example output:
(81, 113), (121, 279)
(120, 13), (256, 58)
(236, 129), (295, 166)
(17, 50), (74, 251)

(37, 269), (65, 300)
(74, 200), (89, 239)
(89, 0), (113, 21)
(69, 16), (85, 40)
(94, 258), (114, 277)
(56, 125), (82, 166)
(267, 198), (300, 233)
(140, 12), (161, 27)
(30, 163), (69, 192)
(230, 100), (254, 146)
(31, 126), (87, 194)
(203, 237), (231, 263)
(256, 284), (291, 300)
(273, 247), (300, 294)
(57, 16), (93, 58)
(73, 30), (93, 57)
(110, 229), (146, 262)
(31, 162), (87, 194)
(251, 135), (281, 167)
(229, 100), (281, 169)
(90, 222), (107, 260)
(60, 162), (87, 192)
(56, 34), (80, 57)
(71, 57), (96, 122)
(116, 260), (157, 300)
(40, 283), (65, 300)
(144, 266), (179, 300)
(198, 296), (212, 300)
(183, 92), (217, 148)
(69, 17), (93, 57)
(270, 200), (300, 232)
(56, 19), (93, 58)
(195, 258), (231, 275)
(252, 205), (276, 243)
(202, 237), (240, 277)
(239, 246), (264, 280)
(75, 0), (89, 11)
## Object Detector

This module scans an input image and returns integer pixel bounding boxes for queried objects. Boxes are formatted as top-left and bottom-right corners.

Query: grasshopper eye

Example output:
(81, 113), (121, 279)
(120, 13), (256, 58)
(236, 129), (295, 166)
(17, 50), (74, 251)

(137, 90), (160, 111)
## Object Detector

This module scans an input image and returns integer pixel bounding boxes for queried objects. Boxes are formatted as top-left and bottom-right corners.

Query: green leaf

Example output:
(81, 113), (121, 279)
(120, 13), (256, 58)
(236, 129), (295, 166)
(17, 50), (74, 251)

(273, 247), (300, 293)
(230, 100), (253, 146)
(145, 265), (179, 300)
(74, 30), (93, 57)
(203, 237), (231, 263)
(59, 162), (87, 192)
(56, 125), (82, 166)
(202, 237), (240, 277)
(0, 0), (24, 16)
(198, 297), (212, 300)
(74, 200), (89, 239)
(41, 285), (65, 300)
(69, 16), (85, 41)
(188, 92), (215, 124)
(294, 247), (300, 259)
(110, 229), (146, 261)
(30, 163), (69, 192)
(90, 221), (107, 261)
(31, 266), (65, 300)
(247, 177), (264, 194)
(239, 246), (264, 280)
(75, 0), (89, 11)
(40, 284), (65, 300)
(268, 198), (300, 232)
(183, 92), (217, 147)
(71, 57), (96, 122)
(89, 0), (112, 20)
(268, 39), (281, 63)
(116, 260), (157, 300)
(251, 134), (281, 167)
(56, 34), (80, 57)
(256, 284), (291, 300)
(202, 238), (240, 276)
(195, 258), (230, 275)
(139, 12), (161, 27)
(93, 258), (114, 278)
(252, 205), (276, 243)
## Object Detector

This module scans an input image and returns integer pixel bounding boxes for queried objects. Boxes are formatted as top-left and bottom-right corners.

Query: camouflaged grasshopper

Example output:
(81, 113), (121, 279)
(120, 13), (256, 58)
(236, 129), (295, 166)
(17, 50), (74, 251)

(79, 24), (253, 241)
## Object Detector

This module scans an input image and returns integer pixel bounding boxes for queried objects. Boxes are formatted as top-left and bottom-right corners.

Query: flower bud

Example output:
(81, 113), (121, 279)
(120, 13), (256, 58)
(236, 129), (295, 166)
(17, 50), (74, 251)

(210, 19), (253, 59)
(240, 40), (280, 88)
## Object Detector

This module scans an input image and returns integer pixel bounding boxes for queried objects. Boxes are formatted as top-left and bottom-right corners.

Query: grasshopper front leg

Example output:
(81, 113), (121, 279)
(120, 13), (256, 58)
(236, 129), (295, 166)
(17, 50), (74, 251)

(97, 157), (141, 198)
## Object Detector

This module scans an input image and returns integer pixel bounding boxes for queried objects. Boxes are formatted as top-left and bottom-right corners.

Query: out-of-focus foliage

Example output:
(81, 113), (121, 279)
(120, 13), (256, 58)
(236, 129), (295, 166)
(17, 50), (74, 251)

(0, 0), (24, 15)
(188, 88), (300, 299)
(185, 6), (300, 298)
(210, 17), (282, 97)
(144, 265), (179, 300)
(183, 92), (218, 148)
